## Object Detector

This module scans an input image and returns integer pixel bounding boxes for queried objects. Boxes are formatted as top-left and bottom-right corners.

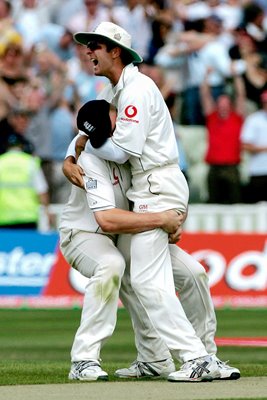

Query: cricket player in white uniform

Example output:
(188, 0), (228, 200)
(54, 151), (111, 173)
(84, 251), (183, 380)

(64, 97), (240, 381)
(61, 150), (183, 381)
(72, 21), (221, 382)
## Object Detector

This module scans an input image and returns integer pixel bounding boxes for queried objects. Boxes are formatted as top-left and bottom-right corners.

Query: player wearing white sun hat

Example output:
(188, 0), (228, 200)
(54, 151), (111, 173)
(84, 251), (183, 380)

(65, 22), (240, 382)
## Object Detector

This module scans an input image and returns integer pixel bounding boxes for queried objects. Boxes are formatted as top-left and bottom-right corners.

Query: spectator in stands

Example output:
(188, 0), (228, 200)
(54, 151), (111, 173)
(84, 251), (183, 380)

(200, 70), (246, 204)
(229, 28), (267, 112)
(146, 12), (173, 65)
(27, 50), (72, 203)
(66, 0), (111, 33)
(48, 96), (75, 204)
(156, 14), (246, 125)
(172, 0), (212, 23)
(33, 24), (75, 62)
(31, 46), (67, 106)
(23, 78), (53, 197)
(0, 127), (51, 229)
(12, 0), (51, 51)
(166, 92), (189, 182)
(53, 0), (83, 27)
(66, 42), (108, 109)
(241, 50), (267, 111)
(240, 90), (267, 203)
(0, 103), (34, 155)
(254, 0), (267, 14)
(172, 0), (242, 32)
(0, 0), (13, 30)
(0, 28), (29, 121)
(111, 0), (153, 62)
(241, 2), (267, 56)
(214, 0), (243, 32)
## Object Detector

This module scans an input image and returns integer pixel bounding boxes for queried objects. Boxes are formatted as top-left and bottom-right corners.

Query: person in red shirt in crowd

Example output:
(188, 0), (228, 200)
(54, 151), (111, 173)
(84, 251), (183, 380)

(200, 70), (246, 204)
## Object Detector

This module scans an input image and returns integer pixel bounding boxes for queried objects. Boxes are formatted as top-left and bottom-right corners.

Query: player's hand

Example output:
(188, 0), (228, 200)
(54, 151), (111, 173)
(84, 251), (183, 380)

(75, 135), (88, 160)
(161, 209), (185, 234)
(62, 156), (85, 188)
(168, 225), (183, 244)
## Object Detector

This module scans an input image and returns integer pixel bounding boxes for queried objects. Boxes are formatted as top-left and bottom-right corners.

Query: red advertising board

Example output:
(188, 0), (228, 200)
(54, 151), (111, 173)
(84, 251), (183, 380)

(179, 233), (267, 308)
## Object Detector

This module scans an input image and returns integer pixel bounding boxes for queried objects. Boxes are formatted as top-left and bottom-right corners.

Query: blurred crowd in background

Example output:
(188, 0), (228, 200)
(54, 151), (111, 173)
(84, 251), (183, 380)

(0, 0), (267, 226)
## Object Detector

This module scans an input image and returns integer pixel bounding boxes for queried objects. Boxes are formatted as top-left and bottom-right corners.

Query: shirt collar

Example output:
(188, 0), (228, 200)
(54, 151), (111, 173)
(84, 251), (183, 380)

(112, 63), (138, 96)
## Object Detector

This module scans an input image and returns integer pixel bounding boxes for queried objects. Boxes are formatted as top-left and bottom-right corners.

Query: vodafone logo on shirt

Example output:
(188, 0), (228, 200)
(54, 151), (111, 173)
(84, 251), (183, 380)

(121, 105), (139, 123)
(125, 105), (137, 118)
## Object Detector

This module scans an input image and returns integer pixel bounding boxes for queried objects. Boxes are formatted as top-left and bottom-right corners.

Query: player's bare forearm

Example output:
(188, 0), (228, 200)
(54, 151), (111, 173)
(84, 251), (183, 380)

(94, 208), (184, 234)
(242, 142), (267, 154)
(75, 135), (88, 159)
(62, 156), (85, 188)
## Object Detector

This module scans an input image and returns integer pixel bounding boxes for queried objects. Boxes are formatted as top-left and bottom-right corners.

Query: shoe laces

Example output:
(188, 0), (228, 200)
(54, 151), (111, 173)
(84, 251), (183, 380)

(216, 359), (230, 368)
(135, 361), (160, 378)
(74, 360), (100, 373)
(181, 356), (211, 371)
(180, 359), (196, 371)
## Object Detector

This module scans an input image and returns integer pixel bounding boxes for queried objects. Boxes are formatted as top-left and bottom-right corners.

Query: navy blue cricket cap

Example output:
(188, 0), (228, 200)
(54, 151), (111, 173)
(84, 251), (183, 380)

(76, 99), (112, 148)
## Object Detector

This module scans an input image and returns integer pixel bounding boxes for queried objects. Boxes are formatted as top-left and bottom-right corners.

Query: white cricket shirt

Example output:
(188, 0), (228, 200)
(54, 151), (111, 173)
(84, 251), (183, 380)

(98, 64), (179, 175)
(59, 152), (131, 233)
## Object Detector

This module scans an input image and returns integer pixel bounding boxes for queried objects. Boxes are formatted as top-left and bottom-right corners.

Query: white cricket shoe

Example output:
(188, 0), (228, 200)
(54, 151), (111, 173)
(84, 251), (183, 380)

(212, 355), (241, 380)
(168, 355), (220, 382)
(68, 360), (108, 381)
(115, 358), (175, 379)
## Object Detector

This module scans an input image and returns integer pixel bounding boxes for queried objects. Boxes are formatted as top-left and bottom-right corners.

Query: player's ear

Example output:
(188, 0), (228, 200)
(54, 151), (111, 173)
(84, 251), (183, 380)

(111, 46), (121, 59)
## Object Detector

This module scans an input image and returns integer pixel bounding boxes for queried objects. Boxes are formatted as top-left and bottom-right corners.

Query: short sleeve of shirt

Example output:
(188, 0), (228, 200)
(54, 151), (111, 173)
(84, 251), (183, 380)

(78, 151), (115, 211)
(240, 114), (258, 144)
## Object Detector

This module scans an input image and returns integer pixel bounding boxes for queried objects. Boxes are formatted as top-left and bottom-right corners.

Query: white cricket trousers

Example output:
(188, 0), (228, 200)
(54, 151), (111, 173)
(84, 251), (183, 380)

(127, 165), (209, 362)
(118, 235), (217, 362)
(60, 228), (217, 363)
(59, 229), (125, 362)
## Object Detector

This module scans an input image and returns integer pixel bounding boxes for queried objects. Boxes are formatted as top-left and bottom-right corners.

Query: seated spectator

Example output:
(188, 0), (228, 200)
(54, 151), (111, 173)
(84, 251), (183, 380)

(240, 90), (267, 203)
(200, 70), (246, 204)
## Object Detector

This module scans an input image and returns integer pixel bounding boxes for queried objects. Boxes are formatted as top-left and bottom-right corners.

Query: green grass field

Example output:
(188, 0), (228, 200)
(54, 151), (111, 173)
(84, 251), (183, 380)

(0, 307), (266, 386)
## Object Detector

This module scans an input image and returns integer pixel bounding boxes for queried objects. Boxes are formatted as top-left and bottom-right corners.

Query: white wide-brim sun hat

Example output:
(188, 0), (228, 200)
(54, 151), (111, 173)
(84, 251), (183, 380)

(73, 21), (143, 64)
